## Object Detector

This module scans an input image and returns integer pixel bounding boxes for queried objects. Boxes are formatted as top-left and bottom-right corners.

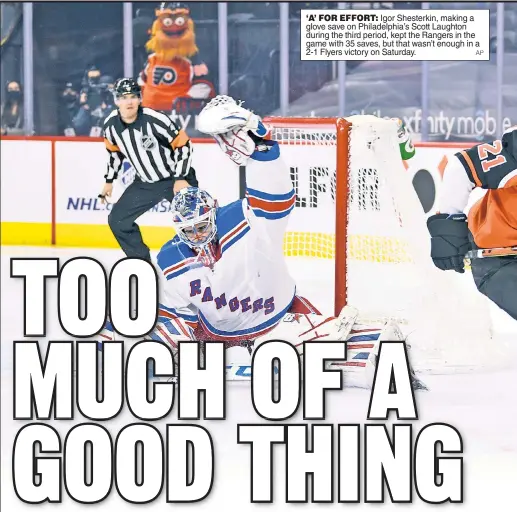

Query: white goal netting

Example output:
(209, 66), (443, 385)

(268, 115), (503, 373)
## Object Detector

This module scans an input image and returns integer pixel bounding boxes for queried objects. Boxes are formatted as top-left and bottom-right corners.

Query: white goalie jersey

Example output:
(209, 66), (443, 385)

(98, 97), (419, 389)
(156, 140), (297, 341)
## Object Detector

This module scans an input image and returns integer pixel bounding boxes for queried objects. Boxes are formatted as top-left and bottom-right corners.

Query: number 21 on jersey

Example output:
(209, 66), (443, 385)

(477, 140), (507, 173)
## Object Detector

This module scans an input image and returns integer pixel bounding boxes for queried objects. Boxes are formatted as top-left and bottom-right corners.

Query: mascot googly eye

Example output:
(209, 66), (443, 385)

(175, 16), (185, 26)
(163, 17), (173, 27)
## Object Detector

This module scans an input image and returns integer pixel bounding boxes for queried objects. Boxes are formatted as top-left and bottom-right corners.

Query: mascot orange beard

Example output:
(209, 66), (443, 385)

(146, 13), (198, 62)
(139, 8), (212, 112)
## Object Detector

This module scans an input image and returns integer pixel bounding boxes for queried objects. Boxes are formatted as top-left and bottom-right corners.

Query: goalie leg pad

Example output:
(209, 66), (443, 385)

(149, 317), (195, 350)
(95, 317), (194, 382)
(252, 306), (359, 354)
(147, 317), (196, 381)
(252, 308), (407, 389)
(97, 320), (115, 350)
(289, 295), (322, 315)
(328, 318), (405, 387)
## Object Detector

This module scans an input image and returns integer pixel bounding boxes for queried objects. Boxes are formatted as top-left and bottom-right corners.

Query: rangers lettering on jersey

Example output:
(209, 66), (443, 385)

(189, 279), (275, 314)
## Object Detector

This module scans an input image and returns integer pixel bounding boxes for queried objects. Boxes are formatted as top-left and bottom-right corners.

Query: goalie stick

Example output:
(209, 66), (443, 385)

(466, 246), (517, 259)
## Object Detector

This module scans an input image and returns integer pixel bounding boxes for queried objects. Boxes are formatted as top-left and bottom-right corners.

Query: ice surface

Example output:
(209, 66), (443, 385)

(1, 246), (516, 511)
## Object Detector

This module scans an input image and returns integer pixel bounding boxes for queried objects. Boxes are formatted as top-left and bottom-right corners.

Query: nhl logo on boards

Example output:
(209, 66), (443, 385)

(141, 135), (156, 151)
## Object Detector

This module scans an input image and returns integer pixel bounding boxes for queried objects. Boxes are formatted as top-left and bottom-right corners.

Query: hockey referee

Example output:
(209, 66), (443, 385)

(99, 77), (198, 262)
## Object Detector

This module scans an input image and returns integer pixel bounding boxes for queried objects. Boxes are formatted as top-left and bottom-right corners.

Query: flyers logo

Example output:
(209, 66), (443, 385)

(153, 66), (178, 86)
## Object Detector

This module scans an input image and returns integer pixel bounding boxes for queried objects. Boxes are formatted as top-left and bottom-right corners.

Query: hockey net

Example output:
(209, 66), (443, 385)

(264, 115), (500, 373)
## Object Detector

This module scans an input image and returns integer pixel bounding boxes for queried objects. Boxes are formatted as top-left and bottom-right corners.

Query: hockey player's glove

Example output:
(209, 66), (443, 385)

(197, 95), (269, 165)
(427, 213), (470, 273)
(197, 95), (267, 136)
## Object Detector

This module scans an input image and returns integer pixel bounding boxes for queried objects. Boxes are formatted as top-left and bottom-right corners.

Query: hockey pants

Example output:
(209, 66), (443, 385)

(471, 255), (517, 321)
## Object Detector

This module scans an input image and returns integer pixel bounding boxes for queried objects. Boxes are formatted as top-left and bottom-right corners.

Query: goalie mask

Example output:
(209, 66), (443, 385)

(171, 187), (218, 249)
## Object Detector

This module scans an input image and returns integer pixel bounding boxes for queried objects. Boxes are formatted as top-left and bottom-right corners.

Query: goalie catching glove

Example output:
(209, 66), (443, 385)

(427, 213), (470, 273)
(196, 95), (269, 166)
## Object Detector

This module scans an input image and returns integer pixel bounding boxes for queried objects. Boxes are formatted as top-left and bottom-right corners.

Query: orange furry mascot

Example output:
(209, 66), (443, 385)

(138, 2), (214, 112)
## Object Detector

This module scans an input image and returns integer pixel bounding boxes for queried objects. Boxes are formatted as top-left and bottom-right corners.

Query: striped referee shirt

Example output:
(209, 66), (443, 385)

(103, 106), (193, 183)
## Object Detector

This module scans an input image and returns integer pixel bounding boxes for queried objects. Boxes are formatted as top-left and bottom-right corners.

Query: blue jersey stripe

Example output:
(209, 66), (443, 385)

(251, 205), (294, 220)
(347, 333), (381, 342)
(247, 187), (295, 202)
(159, 304), (198, 323)
(249, 141), (280, 161)
(221, 225), (250, 255)
(163, 321), (181, 336)
(165, 266), (192, 280)
(198, 293), (295, 337)
(215, 200), (247, 241)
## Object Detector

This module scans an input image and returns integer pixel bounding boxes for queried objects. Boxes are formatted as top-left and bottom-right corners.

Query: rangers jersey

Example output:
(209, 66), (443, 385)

(156, 141), (297, 341)
(439, 126), (517, 249)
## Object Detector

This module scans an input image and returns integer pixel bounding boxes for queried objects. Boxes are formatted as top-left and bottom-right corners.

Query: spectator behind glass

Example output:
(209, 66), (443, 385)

(60, 82), (92, 136)
(60, 75), (114, 137)
(80, 66), (106, 111)
(1, 81), (24, 135)
(78, 67), (117, 136)
(89, 75), (115, 135)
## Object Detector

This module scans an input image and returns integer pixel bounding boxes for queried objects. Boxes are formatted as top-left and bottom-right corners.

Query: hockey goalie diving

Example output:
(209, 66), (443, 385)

(99, 95), (426, 389)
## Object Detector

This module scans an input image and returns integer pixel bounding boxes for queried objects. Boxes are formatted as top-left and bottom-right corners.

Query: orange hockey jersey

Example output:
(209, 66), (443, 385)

(441, 129), (517, 249)
(468, 188), (517, 249)
(139, 53), (193, 112)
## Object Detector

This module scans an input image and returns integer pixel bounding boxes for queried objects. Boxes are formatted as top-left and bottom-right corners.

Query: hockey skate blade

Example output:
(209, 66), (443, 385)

(226, 345), (254, 381)
(327, 358), (429, 391)
(409, 368), (429, 391)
